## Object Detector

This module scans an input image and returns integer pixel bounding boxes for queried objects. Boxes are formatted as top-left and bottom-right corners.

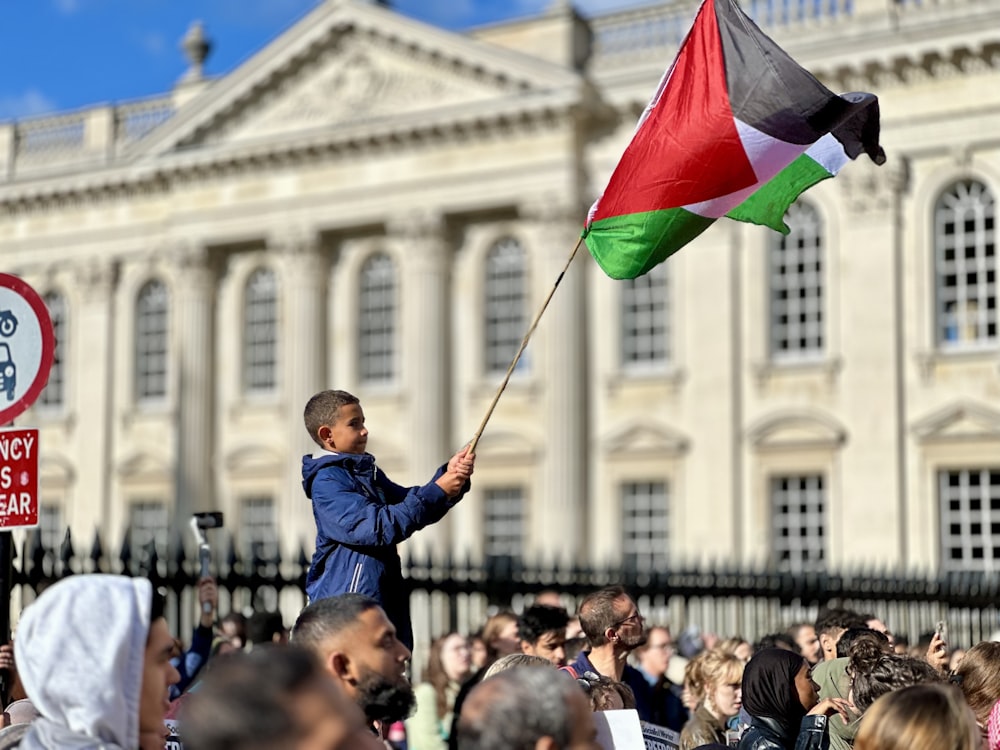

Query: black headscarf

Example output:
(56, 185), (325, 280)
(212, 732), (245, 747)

(741, 649), (808, 736)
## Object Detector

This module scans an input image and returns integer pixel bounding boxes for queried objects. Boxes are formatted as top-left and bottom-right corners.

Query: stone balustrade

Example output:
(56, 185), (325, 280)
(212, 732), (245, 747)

(0, 94), (174, 179)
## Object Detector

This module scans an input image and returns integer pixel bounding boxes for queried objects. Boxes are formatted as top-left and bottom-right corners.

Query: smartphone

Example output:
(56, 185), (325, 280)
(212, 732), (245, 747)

(935, 620), (948, 645)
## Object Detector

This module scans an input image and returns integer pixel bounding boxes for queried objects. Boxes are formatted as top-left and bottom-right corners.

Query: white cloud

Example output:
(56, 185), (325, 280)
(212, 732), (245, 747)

(0, 90), (59, 121)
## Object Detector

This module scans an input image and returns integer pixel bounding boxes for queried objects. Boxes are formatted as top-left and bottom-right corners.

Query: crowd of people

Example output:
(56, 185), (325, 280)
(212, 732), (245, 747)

(0, 577), (997, 750)
(0, 392), (994, 748)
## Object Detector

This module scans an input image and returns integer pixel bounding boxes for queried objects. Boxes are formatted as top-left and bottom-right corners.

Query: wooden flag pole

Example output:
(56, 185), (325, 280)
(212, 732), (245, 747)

(467, 235), (585, 456)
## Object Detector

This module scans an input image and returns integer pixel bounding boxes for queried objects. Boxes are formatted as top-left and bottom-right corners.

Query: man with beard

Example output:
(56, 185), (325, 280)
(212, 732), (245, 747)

(292, 594), (415, 738)
(565, 586), (655, 723)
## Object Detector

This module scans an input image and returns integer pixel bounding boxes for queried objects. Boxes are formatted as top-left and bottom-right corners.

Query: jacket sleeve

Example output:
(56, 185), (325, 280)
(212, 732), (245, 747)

(311, 467), (458, 547)
(793, 715), (829, 750)
(379, 463), (471, 506)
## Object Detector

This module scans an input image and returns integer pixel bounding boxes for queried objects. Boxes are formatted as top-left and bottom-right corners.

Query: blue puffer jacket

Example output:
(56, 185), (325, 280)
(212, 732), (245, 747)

(303, 451), (468, 650)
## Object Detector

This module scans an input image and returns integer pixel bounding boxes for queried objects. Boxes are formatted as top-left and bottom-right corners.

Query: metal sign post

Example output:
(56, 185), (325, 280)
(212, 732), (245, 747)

(0, 273), (55, 706)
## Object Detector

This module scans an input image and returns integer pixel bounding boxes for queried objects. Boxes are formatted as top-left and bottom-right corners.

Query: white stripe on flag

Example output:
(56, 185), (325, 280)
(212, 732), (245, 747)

(684, 119), (809, 218)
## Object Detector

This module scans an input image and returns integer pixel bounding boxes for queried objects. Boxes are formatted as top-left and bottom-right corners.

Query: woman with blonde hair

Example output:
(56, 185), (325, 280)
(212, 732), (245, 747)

(854, 683), (979, 750)
(680, 649), (745, 750)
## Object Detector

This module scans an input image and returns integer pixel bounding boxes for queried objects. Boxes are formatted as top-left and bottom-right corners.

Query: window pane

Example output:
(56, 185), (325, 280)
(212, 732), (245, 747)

(37, 504), (63, 556)
(243, 268), (278, 393)
(241, 496), (278, 562)
(135, 280), (169, 402)
(622, 481), (669, 572)
(129, 501), (168, 564)
(621, 264), (669, 368)
(771, 475), (826, 572)
(359, 254), (396, 383)
(935, 181), (997, 348)
(484, 487), (524, 566)
(40, 292), (66, 407)
(939, 468), (1000, 572)
(240, 496), (279, 611)
(770, 202), (824, 360)
(484, 239), (527, 375)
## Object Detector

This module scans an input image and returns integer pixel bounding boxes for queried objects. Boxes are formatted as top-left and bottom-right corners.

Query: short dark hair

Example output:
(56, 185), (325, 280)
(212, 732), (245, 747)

(578, 586), (627, 648)
(848, 643), (942, 712)
(815, 608), (867, 638)
(247, 611), (285, 646)
(837, 628), (889, 659)
(755, 632), (798, 653)
(303, 390), (359, 446)
(517, 605), (570, 646)
(291, 593), (380, 654)
(181, 645), (327, 750)
(149, 589), (166, 625)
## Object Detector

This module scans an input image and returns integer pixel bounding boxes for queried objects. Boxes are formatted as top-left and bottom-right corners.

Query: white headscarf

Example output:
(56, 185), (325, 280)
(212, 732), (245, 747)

(15, 575), (152, 750)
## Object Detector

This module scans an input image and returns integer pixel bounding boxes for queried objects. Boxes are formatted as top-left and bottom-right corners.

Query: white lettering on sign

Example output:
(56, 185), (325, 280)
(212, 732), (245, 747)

(0, 433), (34, 462)
(0, 493), (33, 516)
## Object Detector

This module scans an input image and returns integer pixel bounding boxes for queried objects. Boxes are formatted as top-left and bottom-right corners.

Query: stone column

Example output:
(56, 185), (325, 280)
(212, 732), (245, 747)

(73, 260), (118, 535)
(393, 211), (451, 562)
(171, 242), (216, 528)
(276, 229), (327, 553)
(525, 200), (587, 566)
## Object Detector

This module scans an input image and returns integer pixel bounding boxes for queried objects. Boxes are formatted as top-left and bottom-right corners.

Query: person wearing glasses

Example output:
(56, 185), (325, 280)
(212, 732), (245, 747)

(564, 586), (656, 723)
(634, 626), (689, 731)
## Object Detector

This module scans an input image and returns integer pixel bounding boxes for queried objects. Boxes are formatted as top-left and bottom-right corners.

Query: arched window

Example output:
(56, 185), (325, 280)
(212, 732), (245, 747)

(135, 280), (169, 402)
(935, 180), (997, 348)
(243, 268), (278, 394)
(769, 201), (824, 360)
(40, 291), (66, 407)
(621, 263), (669, 368)
(484, 238), (527, 375)
(358, 254), (396, 383)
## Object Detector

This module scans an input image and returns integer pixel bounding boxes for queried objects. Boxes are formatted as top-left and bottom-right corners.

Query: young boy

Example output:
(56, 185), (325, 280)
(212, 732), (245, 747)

(302, 389), (474, 649)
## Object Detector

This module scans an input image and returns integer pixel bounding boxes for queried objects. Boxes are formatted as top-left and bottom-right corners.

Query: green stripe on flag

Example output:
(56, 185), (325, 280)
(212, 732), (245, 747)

(584, 207), (715, 280)
(726, 152), (834, 233)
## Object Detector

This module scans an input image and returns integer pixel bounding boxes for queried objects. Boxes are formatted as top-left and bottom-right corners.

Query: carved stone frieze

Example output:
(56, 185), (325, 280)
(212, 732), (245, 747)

(209, 35), (518, 146)
(838, 160), (893, 215)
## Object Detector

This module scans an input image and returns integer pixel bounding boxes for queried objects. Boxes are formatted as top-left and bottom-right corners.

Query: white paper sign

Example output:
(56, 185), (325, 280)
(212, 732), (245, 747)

(593, 709), (646, 750)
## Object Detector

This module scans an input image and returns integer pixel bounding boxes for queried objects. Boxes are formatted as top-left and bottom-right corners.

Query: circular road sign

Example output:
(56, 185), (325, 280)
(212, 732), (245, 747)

(0, 274), (55, 425)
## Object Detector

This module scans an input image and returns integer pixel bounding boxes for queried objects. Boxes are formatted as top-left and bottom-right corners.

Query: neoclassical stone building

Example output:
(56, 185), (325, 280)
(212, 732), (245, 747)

(1, 0), (999, 582)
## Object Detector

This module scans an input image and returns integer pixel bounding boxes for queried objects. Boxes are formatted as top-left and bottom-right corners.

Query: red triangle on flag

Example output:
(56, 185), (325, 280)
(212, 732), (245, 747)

(592, 0), (759, 221)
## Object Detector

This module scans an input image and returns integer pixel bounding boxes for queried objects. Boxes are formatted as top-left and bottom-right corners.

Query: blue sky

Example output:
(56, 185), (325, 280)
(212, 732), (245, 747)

(0, 0), (645, 121)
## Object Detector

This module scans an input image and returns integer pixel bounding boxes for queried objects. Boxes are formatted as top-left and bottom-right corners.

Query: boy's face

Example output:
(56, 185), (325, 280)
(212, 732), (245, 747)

(320, 402), (368, 454)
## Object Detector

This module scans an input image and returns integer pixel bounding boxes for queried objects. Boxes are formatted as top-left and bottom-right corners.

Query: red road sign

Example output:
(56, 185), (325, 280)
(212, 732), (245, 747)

(0, 428), (38, 529)
(0, 273), (55, 425)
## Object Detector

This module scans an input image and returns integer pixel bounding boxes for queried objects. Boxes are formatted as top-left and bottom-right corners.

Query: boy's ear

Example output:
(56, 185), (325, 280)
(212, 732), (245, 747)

(318, 425), (333, 443)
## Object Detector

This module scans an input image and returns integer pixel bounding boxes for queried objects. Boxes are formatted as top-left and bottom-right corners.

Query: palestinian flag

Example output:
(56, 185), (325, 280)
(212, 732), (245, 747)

(583, 0), (886, 280)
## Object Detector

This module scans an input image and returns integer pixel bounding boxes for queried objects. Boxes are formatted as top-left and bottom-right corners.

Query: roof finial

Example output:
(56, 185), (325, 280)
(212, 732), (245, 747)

(181, 20), (212, 81)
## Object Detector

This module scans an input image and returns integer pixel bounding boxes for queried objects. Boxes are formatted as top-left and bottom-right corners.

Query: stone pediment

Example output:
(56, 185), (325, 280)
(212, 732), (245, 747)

(473, 430), (541, 464)
(135, 0), (583, 159)
(603, 422), (690, 457)
(747, 410), (847, 451)
(117, 451), (171, 481)
(912, 401), (1000, 443)
(224, 444), (285, 476)
(39, 455), (75, 489)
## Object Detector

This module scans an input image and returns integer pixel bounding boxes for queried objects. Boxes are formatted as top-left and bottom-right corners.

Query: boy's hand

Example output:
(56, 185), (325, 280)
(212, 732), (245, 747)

(435, 470), (468, 498)
(447, 447), (476, 479)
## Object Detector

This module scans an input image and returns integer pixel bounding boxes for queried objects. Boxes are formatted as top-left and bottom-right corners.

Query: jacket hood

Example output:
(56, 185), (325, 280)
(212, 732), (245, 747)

(302, 451), (376, 496)
(16, 574), (152, 750)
